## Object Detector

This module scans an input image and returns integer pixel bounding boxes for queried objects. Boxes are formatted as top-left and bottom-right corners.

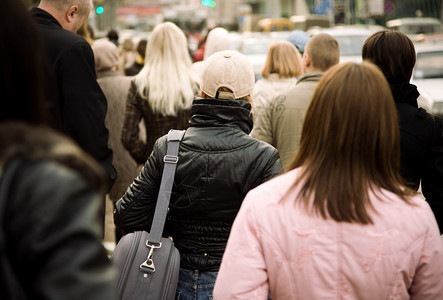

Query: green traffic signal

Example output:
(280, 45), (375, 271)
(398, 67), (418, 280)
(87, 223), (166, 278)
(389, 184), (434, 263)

(96, 6), (104, 14)
(201, 0), (216, 7)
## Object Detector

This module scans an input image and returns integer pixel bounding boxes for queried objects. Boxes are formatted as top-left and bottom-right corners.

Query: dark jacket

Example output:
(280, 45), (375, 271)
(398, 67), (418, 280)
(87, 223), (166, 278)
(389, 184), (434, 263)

(392, 83), (443, 233)
(121, 81), (192, 164)
(0, 122), (115, 299)
(31, 8), (117, 190)
(115, 98), (283, 271)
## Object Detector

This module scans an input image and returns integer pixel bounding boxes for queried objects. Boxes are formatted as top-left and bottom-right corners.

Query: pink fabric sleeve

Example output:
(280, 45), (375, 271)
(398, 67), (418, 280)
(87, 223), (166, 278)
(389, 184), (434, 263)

(408, 210), (443, 300)
(213, 193), (269, 300)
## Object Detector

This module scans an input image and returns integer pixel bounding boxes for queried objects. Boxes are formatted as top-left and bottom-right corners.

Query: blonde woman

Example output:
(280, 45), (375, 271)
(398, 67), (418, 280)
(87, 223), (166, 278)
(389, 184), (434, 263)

(121, 22), (200, 164)
(251, 40), (302, 127)
(214, 62), (443, 299)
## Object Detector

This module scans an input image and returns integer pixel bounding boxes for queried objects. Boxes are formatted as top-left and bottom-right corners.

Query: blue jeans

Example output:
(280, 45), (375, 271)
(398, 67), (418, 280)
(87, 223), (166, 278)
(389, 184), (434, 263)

(175, 268), (218, 300)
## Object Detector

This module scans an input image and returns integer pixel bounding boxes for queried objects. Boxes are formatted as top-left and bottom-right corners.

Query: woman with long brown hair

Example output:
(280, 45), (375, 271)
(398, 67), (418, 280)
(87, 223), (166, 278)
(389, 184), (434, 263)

(214, 62), (443, 299)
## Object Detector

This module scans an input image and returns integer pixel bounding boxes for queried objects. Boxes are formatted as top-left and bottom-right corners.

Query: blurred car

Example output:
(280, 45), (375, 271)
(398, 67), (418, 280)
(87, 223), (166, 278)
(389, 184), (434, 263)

(257, 18), (294, 32)
(412, 43), (443, 117)
(386, 17), (443, 41)
(307, 25), (384, 63)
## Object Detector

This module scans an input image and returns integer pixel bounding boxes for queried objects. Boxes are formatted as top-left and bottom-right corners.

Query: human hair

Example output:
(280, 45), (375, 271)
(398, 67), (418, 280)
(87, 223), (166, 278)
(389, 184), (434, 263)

(261, 40), (303, 79)
(1, 0), (48, 125)
(134, 22), (200, 116)
(40, 0), (92, 16)
(288, 62), (414, 224)
(306, 33), (340, 71)
(136, 39), (148, 58)
(121, 38), (134, 52)
(362, 30), (416, 84)
(107, 28), (119, 42)
(77, 22), (95, 45)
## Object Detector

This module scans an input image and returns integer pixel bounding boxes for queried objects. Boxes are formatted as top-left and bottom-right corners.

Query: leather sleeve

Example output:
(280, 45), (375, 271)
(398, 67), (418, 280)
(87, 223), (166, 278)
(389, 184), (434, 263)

(114, 136), (167, 234)
(4, 160), (116, 300)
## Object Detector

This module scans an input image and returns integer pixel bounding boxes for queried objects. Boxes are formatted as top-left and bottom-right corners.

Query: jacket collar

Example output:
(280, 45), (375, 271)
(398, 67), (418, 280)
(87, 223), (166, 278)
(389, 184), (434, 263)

(389, 83), (419, 108)
(189, 98), (253, 134)
(296, 72), (323, 84)
(31, 7), (62, 29)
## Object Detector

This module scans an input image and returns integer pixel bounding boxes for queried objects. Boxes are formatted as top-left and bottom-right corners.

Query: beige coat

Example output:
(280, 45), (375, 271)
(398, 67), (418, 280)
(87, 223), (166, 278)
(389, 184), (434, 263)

(251, 73), (297, 126)
(97, 71), (143, 202)
(251, 72), (323, 170)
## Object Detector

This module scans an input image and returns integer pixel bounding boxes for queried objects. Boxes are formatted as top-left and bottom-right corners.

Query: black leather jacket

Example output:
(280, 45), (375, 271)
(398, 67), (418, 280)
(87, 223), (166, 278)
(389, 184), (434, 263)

(392, 83), (443, 233)
(0, 122), (115, 299)
(115, 98), (283, 271)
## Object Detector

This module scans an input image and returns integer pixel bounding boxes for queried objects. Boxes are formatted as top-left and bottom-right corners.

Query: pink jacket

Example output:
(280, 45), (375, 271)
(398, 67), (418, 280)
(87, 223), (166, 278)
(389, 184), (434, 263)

(214, 169), (443, 299)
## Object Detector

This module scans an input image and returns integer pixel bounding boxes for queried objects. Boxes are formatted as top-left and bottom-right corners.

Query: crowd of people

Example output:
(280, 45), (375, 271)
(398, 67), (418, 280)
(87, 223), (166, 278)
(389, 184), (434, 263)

(1, 0), (442, 299)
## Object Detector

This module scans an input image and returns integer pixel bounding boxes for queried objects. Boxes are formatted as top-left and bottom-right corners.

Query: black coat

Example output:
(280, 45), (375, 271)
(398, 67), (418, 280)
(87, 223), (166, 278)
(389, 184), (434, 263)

(115, 98), (283, 271)
(0, 123), (115, 299)
(31, 8), (117, 189)
(392, 83), (443, 233)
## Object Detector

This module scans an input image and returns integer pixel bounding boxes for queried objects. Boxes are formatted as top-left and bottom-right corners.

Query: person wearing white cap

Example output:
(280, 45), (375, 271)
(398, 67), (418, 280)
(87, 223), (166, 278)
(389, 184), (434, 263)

(114, 49), (283, 299)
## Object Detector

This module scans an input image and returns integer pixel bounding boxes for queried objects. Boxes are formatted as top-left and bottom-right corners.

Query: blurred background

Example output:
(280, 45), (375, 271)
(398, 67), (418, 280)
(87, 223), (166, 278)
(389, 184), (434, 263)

(26, 0), (443, 121)
(24, 0), (441, 34)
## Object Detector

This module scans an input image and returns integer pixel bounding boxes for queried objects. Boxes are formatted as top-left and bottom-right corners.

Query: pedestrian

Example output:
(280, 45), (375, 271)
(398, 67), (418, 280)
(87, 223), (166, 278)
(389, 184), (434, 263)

(31, 0), (117, 236)
(192, 27), (231, 79)
(31, 0), (117, 190)
(214, 62), (443, 299)
(0, 0), (116, 298)
(121, 22), (200, 164)
(118, 37), (136, 74)
(92, 39), (142, 242)
(107, 28), (119, 47)
(77, 22), (95, 46)
(125, 38), (147, 76)
(286, 29), (310, 55)
(362, 30), (443, 233)
(251, 33), (340, 170)
(251, 40), (303, 128)
(115, 50), (283, 299)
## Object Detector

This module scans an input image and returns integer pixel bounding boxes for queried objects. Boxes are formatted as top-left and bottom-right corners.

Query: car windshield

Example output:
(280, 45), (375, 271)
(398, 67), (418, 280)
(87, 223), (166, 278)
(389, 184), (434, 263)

(335, 35), (368, 56)
(414, 51), (443, 79)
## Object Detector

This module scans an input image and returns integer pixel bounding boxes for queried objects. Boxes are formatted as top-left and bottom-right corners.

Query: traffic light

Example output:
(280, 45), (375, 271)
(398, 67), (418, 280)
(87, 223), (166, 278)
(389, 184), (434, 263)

(96, 5), (104, 14)
(201, 0), (216, 8)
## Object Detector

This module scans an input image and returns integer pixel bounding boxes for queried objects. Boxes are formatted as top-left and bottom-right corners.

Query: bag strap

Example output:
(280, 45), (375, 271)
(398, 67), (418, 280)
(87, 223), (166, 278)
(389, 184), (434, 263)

(148, 129), (185, 246)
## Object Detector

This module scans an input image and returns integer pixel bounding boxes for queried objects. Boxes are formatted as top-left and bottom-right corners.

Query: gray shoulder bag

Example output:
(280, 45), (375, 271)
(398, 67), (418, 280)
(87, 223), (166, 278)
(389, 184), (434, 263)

(112, 129), (185, 300)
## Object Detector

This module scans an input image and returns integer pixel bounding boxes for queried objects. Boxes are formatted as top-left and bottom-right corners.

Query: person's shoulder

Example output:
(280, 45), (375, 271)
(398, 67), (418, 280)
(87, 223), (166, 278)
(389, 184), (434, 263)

(244, 169), (299, 205)
(0, 122), (105, 191)
(397, 105), (441, 138)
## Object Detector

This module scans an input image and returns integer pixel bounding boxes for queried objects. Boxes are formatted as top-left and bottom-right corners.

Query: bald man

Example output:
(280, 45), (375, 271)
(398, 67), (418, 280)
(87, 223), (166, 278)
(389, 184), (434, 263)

(252, 33), (340, 170)
(31, 0), (117, 237)
(31, 0), (116, 189)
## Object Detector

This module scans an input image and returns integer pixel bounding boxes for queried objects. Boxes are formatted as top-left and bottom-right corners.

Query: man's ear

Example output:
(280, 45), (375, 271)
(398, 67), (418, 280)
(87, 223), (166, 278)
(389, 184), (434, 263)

(200, 91), (206, 98)
(303, 52), (311, 68)
(66, 5), (79, 23)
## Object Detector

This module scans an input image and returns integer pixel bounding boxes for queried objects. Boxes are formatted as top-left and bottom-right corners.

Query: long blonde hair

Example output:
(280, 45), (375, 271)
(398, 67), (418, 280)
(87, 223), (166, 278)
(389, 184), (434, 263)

(134, 22), (200, 116)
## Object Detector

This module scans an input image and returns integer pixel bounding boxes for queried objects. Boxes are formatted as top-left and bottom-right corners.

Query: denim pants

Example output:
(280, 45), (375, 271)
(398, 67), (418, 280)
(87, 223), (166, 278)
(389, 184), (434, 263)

(175, 268), (218, 300)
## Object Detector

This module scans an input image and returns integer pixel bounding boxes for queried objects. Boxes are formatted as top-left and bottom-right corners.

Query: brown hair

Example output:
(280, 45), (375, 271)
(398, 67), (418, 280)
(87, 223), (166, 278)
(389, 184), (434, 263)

(288, 62), (414, 224)
(261, 40), (303, 79)
(306, 33), (340, 71)
(362, 30), (416, 84)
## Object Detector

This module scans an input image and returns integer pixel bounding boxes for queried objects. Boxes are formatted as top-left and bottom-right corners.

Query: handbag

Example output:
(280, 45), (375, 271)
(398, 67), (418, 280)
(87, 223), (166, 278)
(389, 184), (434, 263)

(112, 129), (186, 300)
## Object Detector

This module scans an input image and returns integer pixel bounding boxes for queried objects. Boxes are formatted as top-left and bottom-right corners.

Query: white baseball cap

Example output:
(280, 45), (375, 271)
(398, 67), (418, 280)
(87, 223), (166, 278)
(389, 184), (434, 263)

(201, 50), (255, 99)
